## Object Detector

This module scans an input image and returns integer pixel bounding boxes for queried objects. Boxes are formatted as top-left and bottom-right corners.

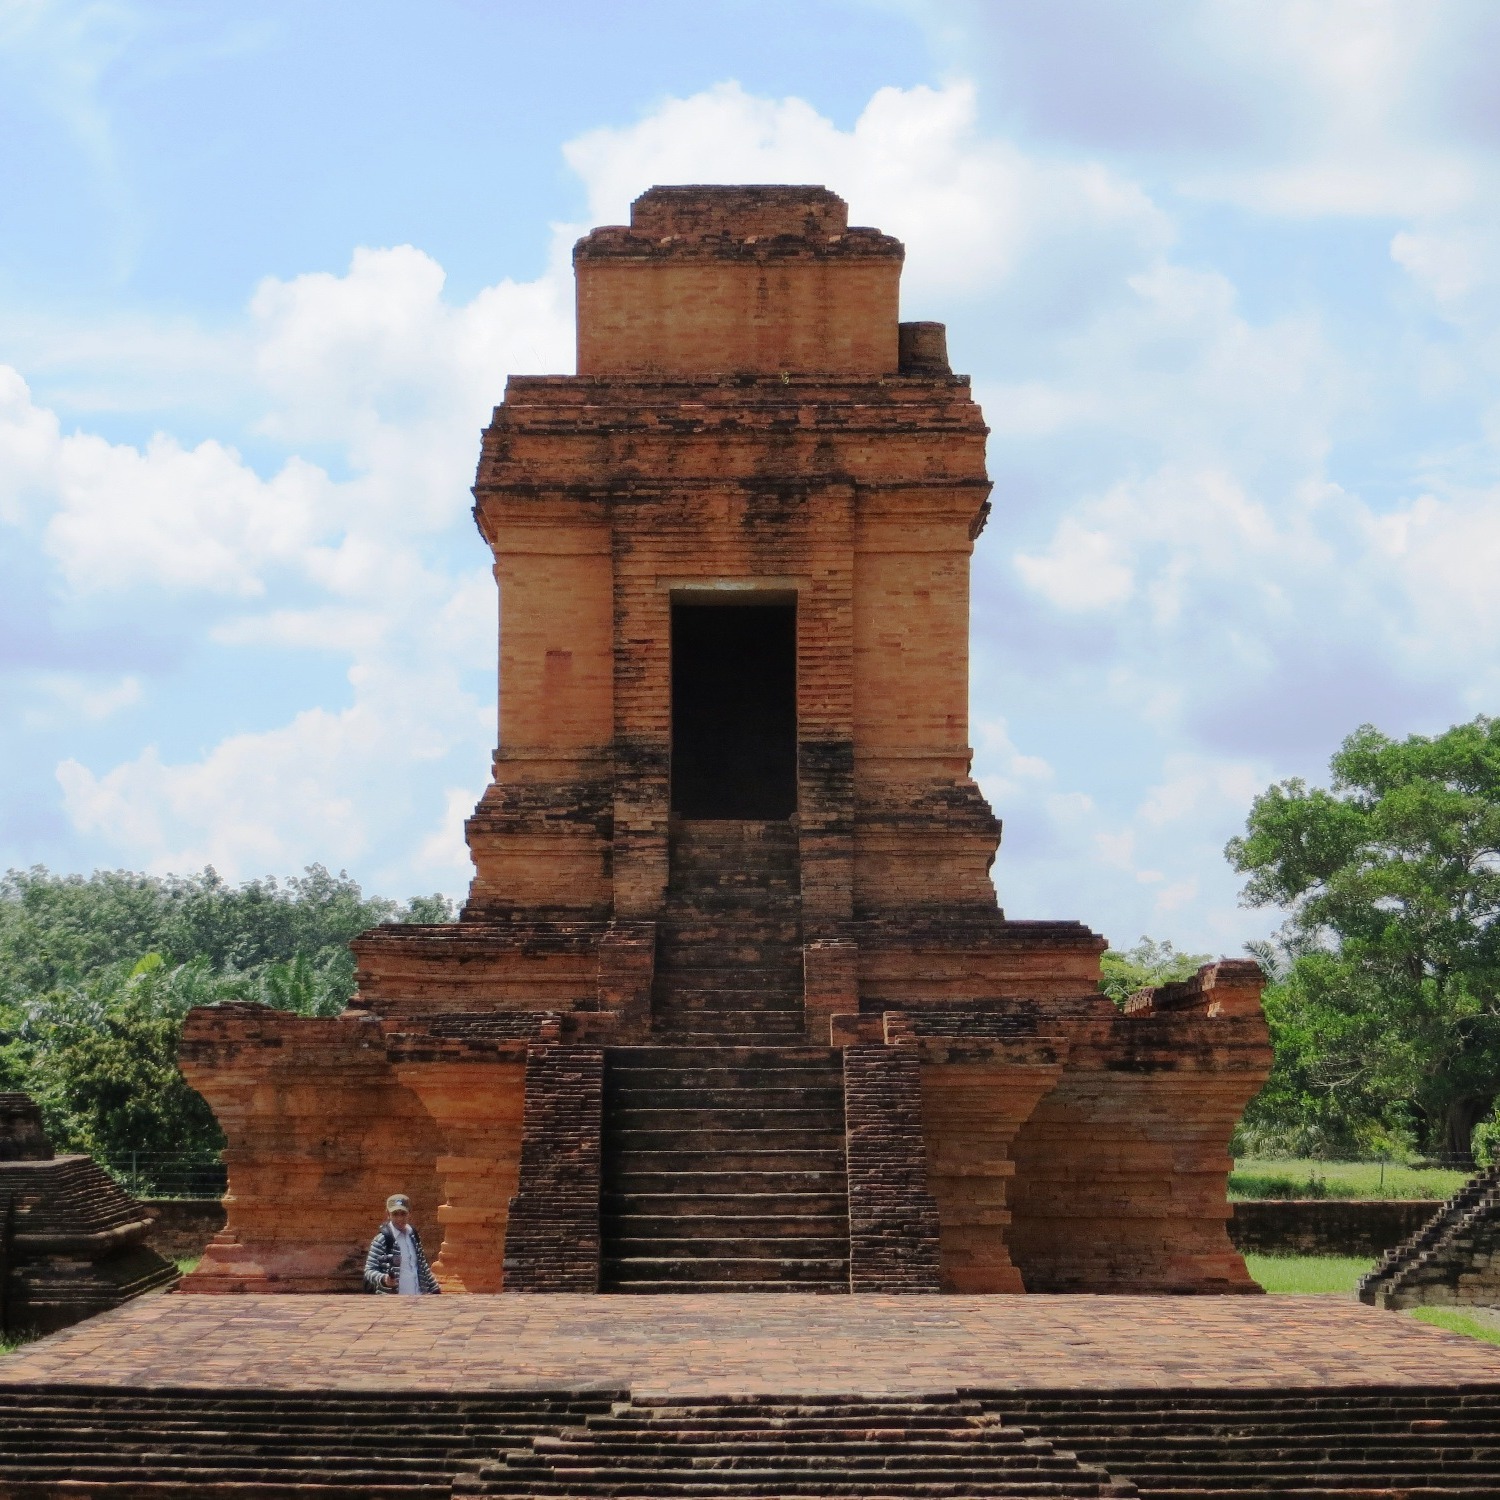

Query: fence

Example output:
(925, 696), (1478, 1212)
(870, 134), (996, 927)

(97, 1153), (226, 1200)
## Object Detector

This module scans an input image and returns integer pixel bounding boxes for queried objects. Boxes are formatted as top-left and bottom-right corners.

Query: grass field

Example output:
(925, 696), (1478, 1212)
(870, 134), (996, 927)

(1412, 1307), (1500, 1346)
(1244, 1253), (1373, 1294)
(1231, 1159), (1467, 1201)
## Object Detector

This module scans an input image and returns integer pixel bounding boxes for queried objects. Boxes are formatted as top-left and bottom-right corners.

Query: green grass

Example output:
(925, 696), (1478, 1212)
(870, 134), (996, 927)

(1411, 1307), (1500, 1346)
(1244, 1253), (1374, 1294)
(174, 1256), (201, 1276)
(1231, 1158), (1467, 1201)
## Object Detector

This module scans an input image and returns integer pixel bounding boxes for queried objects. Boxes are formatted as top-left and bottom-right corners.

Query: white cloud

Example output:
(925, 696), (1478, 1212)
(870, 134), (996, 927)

(564, 79), (1169, 302)
(0, 364), (64, 524)
(56, 654), (487, 882)
(416, 786), (482, 881)
(21, 672), (141, 729)
(1014, 518), (1134, 610)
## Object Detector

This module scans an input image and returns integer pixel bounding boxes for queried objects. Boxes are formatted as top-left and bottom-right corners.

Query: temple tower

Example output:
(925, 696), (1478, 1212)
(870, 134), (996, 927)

(465, 184), (998, 940)
(181, 187), (1271, 1298)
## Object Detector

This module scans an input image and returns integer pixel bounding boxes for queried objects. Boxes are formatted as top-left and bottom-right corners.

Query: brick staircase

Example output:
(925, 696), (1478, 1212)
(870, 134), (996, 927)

(0, 1387), (616, 1497)
(1359, 1164), (1500, 1310)
(4, 1384), (1499, 1494)
(651, 819), (804, 1046)
(467, 1393), (1134, 1496)
(983, 1387), (1500, 1497)
(600, 818), (851, 1293)
(601, 1045), (850, 1292)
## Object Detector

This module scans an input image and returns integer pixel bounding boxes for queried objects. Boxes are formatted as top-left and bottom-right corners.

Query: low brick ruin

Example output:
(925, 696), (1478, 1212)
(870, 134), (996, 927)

(179, 184), (1270, 1297)
(1360, 1164), (1500, 1309)
(0, 1094), (177, 1337)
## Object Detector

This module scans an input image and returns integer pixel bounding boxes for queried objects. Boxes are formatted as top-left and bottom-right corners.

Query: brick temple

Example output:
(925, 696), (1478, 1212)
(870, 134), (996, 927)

(180, 185), (1270, 1298)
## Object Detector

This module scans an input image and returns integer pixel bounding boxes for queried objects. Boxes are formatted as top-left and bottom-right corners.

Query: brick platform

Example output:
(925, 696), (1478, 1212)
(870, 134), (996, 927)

(5, 1293), (1499, 1396)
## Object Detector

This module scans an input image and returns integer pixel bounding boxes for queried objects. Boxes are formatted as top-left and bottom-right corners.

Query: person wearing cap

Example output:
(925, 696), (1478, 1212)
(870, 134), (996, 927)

(363, 1194), (441, 1294)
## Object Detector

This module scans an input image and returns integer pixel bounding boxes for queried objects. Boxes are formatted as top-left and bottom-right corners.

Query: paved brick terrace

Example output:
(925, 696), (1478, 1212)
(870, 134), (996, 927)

(4, 1293), (1498, 1396)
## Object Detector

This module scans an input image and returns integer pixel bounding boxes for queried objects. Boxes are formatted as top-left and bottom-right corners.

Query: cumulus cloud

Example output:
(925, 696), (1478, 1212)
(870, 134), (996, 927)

(6, 236), (567, 891)
(564, 79), (1169, 304)
(56, 652), (489, 882)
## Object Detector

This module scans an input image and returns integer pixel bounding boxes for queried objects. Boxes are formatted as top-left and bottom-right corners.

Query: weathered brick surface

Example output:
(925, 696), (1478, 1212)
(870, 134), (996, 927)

(0, 1096), (176, 1337)
(179, 185), (1269, 1298)
(141, 1198), (227, 1261)
(503, 1046), (603, 1293)
(844, 1042), (941, 1292)
(1229, 1198), (1441, 1258)
(178, 1005), (448, 1293)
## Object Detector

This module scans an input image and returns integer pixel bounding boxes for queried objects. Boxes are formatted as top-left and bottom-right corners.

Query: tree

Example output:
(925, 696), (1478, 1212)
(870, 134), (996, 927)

(1227, 716), (1500, 1165)
(1099, 936), (1212, 1006)
(0, 865), (458, 1180)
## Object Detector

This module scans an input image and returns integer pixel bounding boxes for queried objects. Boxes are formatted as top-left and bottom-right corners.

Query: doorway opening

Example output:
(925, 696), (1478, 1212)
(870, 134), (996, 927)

(670, 601), (797, 820)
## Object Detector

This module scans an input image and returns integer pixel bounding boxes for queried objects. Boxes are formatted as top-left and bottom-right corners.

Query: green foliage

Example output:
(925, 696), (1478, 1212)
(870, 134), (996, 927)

(1228, 716), (1500, 1164)
(0, 865), (456, 1180)
(1243, 1254), (1373, 1295)
(1098, 936), (1212, 1006)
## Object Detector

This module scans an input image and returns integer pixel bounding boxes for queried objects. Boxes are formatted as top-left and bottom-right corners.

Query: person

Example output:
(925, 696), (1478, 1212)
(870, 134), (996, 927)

(363, 1194), (441, 1294)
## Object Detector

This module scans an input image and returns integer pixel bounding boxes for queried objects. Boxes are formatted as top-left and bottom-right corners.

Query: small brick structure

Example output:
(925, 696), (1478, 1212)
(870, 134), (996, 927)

(0, 1094), (176, 1337)
(178, 185), (1271, 1297)
(1228, 1199), (1441, 1259)
(1360, 1165), (1500, 1309)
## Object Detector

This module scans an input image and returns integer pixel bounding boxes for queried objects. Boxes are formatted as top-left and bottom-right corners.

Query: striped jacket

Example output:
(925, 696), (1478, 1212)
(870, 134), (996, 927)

(363, 1221), (441, 1294)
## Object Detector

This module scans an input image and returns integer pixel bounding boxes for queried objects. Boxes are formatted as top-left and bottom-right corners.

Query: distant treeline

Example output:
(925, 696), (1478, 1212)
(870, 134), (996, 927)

(0, 865), (452, 1171)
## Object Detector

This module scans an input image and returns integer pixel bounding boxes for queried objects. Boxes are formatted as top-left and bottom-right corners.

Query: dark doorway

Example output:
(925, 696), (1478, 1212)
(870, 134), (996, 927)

(671, 602), (797, 820)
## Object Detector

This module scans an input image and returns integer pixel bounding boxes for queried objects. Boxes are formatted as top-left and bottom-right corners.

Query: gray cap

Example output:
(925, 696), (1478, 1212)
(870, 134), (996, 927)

(386, 1194), (411, 1213)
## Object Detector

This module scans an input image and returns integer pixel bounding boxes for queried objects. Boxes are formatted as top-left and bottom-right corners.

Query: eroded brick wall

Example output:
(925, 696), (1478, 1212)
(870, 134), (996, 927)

(503, 1045), (604, 1292)
(844, 1043), (942, 1292)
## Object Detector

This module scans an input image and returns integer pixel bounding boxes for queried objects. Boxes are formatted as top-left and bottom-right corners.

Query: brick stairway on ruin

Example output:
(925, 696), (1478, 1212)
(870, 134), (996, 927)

(601, 819), (851, 1293)
(471, 1394), (1133, 1496)
(1359, 1163), (1500, 1309)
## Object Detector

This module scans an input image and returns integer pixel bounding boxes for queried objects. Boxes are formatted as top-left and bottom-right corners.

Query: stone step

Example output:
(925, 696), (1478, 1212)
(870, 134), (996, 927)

(656, 989), (806, 1012)
(656, 1031), (812, 1047)
(652, 994), (803, 1017)
(608, 1107), (843, 1133)
(660, 889), (801, 911)
(597, 1279), (851, 1294)
(604, 1191), (848, 1216)
(653, 965), (803, 990)
(482, 1467), (1107, 1495)
(657, 930), (802, 952)
(608, 1045), (840, 1068)
(607, 1236), (850, 1259)
(609, 1128), (844, 1156)
(606, 1062), (842, 1088)
(497, 1451), (1091, 1473)
(604, 1257), (851, 1284)
(602, 1214), (848, 1241)
(4, 1476), (450, 1488)
(645, 1020), (810, 1044)
(609, 1086), (842, 1112)
(609, 1148), (846, 1174)
(604, 1169), (848, 1194)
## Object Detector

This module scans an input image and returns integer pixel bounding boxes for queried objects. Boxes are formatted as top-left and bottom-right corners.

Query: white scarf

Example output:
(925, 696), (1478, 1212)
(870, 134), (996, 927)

(390, 1221), (419, 1294)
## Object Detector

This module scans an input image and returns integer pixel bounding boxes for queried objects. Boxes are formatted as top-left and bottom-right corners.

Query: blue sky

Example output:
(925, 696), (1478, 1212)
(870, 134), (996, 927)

(3, 0), (1499, 955)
